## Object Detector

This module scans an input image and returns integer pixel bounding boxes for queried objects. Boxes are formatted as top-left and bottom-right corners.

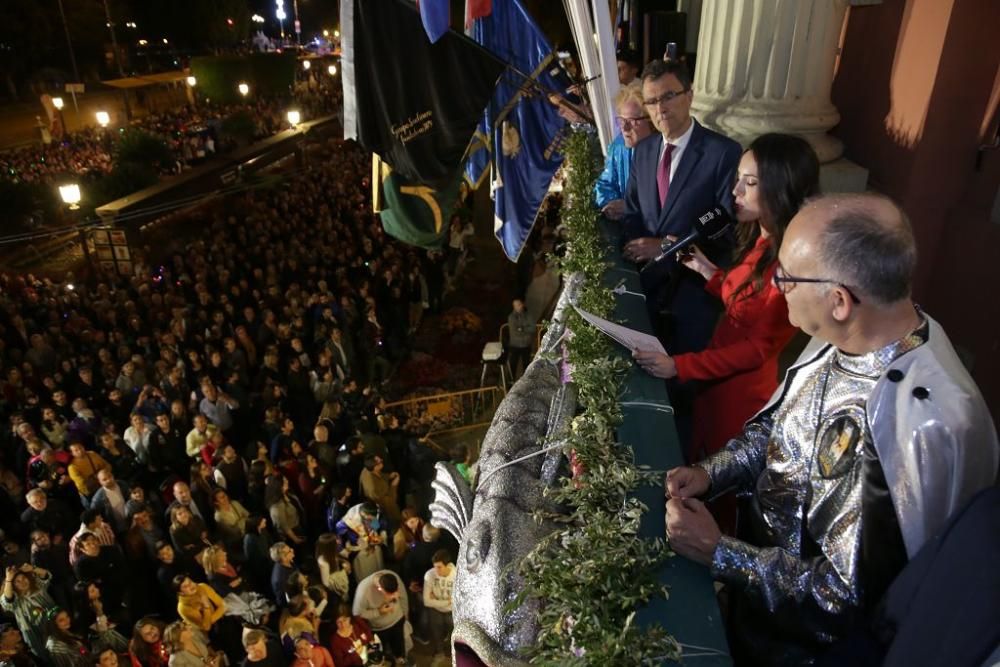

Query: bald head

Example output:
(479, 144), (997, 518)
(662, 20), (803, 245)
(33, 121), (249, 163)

(786, 193), (916, 306)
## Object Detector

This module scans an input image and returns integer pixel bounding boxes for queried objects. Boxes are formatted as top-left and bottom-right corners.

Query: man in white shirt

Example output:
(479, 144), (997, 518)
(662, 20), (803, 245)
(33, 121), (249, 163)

(122, 413), (152, 465)
(422, 550), (455, 658)
(90, 469), (130, 534)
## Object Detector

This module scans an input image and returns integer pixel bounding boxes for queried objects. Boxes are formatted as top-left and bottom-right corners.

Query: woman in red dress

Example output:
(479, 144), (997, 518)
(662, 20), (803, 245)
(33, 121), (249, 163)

(634, 134), (819, 526)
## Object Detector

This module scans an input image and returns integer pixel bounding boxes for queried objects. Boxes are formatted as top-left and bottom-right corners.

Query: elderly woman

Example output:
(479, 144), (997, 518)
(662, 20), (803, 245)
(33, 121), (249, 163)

(1, 564), (55, 658)
(593, 81), (655, 220)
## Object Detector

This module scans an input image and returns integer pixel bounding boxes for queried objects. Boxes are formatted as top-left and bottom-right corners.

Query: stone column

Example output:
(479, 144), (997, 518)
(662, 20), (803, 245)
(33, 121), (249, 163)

(690, 0), (852, 163)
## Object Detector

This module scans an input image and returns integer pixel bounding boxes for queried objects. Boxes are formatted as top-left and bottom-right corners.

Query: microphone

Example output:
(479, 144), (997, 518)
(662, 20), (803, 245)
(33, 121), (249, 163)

(644, 206), (733, 268)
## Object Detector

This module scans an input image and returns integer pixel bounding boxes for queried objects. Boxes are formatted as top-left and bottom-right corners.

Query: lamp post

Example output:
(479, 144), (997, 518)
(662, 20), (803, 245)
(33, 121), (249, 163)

(238, 82), (250, 97)
(52, 97), (65, 110)
(287, 110), (301, 128)
(59, 184), (81, 210)
(276, 0), (286, 42)
(185, 76), (197, 105)
(59, 183), (92, 268)
(327, 64), (337, 76)
(95, 111), (110, 128)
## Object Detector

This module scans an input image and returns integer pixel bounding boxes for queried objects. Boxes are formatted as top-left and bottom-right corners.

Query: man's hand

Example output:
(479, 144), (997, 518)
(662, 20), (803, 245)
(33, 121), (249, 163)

(666, 498), (722, 566)
(408, 581), (421, 594)
(623, 237), (662, 263)
(601, 199), (626, 221)
(632, 350), (677, 379)
(378, 602), (394, 615)
(665, 466), (711, 499)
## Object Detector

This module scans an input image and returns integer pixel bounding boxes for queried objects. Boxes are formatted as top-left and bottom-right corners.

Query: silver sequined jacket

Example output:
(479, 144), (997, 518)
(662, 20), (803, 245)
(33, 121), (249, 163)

(698, 316), (999, 660)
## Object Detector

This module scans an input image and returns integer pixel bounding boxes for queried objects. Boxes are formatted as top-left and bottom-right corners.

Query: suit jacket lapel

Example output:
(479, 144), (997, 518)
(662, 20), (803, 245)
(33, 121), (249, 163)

(658, 122), (704, 232)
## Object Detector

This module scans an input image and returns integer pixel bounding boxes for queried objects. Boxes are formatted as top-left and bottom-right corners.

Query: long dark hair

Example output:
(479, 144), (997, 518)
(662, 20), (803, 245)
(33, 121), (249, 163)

(729, 133), (819, 303)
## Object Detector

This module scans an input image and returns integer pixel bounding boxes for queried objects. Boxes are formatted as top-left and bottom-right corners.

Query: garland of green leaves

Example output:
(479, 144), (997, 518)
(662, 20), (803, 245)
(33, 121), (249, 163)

(511, 130), (682, 664)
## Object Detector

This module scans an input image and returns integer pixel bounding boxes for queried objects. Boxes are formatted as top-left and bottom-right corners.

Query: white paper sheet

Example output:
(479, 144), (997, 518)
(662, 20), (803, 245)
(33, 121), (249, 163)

(573, 305), (666, 354)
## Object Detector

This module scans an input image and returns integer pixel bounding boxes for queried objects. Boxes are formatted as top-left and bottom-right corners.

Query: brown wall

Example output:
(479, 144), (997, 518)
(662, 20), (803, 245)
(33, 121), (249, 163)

(832, 0), (1000, 417)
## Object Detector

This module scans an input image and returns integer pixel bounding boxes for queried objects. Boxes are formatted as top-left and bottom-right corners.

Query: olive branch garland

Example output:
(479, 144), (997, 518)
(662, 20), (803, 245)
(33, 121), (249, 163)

(509, 131), (682, 665)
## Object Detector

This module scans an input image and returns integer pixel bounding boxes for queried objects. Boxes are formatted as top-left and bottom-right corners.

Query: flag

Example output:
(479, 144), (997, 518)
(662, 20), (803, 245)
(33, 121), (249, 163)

(466, 0), (570, 260)
(373, 154), (464, 249)
(341, 0), (505, 186)
(465, 0), (491, 28)
(419, 0), (450, 43)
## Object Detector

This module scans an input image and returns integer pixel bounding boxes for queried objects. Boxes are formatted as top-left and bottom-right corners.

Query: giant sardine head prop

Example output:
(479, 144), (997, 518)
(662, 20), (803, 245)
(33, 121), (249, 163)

(431, 272), (583, 666)
(431, 356), (577, 667)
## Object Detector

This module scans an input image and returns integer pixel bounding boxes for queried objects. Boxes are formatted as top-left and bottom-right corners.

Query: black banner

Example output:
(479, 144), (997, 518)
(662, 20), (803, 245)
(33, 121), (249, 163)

(342, 0), (506, 186)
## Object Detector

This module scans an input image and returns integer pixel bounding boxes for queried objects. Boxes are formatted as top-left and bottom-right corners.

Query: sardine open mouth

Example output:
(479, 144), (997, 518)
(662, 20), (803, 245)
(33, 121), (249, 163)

(451, 620), (531, 667)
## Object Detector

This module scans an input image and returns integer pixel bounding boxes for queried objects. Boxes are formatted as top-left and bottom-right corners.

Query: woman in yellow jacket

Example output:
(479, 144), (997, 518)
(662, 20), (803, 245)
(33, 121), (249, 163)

(174, 576), (226, 633)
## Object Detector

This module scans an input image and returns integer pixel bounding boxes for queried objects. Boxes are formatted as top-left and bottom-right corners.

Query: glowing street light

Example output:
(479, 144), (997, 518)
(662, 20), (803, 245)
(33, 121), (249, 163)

(59, 183), (82, 210)
(334, 29), (340, 38)
(186, 76), (197, 87)
(327, 64), (337, 76)
(238, 82), (250, 97)
(52, 97), (65, 110)
(95, 111), (110, 127)
(286, 110), (301, 127)
(251, 14), (265, 23)
(302, 60), (311, 70)
(138, 39), (148, 46)
(323, 29), (329, 37)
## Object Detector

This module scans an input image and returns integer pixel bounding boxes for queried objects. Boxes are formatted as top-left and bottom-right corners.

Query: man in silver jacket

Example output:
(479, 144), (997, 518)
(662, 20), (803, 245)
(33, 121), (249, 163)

(664, 193), (999, 665)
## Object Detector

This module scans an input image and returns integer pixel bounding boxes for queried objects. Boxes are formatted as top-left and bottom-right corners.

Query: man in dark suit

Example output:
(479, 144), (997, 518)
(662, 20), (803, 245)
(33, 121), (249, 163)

(622, 59), (742, 355)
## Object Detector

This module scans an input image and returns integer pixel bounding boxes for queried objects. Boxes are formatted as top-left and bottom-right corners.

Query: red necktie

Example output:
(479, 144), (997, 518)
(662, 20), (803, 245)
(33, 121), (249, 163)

(657, 143), (675, 209)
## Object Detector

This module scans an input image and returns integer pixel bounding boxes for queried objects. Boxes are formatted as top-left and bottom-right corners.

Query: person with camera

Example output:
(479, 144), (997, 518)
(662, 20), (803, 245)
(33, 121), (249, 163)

(328, 603), (378, 667)
(352, 572), (407, 666)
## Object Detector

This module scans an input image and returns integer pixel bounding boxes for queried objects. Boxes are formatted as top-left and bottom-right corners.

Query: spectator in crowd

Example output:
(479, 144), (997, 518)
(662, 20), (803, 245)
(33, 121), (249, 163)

(352, 571), (407, 664)
(423, 549), (455, 660)
(506, 299), (534, 379)
(1, 565), (54, 659)
(358, 456), (400, 525)
(290, 636), (333, 667)
(174, 577), (225, 635)
(239, 630), (284, 667)
(128, 617), (169, 667)
(269, 542), (296, 607)
(162, 620), (219, 667)
(328, 603), (376, 667)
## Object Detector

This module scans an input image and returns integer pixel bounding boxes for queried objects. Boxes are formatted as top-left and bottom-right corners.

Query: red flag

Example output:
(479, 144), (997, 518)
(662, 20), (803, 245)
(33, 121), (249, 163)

(465, 0), (491, 28)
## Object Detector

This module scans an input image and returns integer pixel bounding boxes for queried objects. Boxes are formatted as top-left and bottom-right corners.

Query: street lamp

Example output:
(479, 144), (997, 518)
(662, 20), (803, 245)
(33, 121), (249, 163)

(323, 29), (329, 37)
(334, 29), (340, 38)
(238, 82), (250, 97)
(186, 76), (197, 87)
(327, 64), (337, 76)
(59, 183), (81, 210)
(302, 60), (311, 70)
(287, 110), (301, 127)
(52, 97), (65, 110)
(95, 111), (110, 127)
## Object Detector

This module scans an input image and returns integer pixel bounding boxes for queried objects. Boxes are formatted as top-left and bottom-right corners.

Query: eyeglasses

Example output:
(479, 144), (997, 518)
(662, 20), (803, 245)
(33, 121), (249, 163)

(643, 89), (690, 107)
(773, 264), (862, 305)
(616, 115), (650, 129)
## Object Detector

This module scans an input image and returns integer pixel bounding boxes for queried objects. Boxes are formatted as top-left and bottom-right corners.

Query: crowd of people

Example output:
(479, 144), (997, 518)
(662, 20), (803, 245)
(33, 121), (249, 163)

(0, 135), (462, 667)
(1, 78), (342, 188)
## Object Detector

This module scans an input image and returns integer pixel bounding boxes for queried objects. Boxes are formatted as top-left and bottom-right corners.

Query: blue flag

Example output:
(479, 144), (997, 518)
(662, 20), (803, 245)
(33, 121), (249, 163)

(465, 0), (569, 261)
(419, 0), (450, 43)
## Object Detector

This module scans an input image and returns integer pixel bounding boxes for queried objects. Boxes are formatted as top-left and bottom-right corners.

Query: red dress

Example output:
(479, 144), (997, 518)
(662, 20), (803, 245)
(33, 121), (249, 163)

(673, 236), (797, 462)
